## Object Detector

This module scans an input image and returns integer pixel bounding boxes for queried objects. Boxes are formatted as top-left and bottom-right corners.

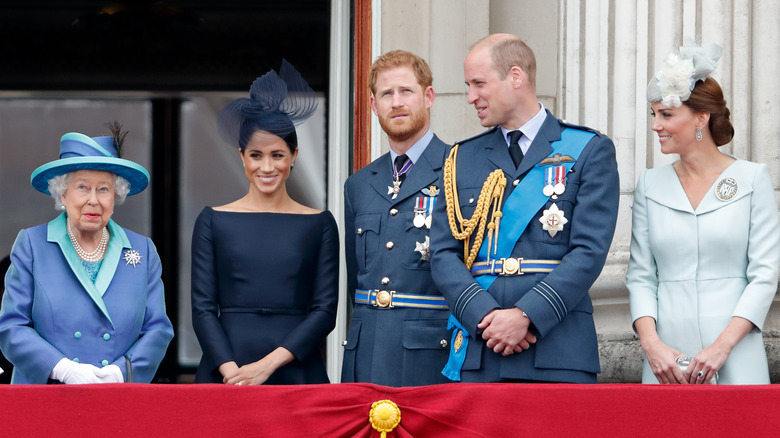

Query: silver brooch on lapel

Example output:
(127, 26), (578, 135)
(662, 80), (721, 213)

(122, 249), (142, 267)
(715, 177), (738, 201)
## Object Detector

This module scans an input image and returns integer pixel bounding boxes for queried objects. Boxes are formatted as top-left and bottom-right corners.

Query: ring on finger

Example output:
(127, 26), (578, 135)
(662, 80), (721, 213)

(697, 371), (705, 379)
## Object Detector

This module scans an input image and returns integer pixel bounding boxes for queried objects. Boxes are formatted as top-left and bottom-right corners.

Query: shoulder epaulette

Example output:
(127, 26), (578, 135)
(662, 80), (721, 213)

(558, 119), (608, 138)
(453, 126), (500, 147)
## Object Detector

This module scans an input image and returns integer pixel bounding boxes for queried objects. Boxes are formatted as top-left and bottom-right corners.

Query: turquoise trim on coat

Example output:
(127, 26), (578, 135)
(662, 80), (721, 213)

(46, 213), (131, 327)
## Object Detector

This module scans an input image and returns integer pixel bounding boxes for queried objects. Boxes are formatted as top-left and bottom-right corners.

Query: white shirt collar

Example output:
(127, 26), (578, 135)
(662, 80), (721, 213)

(389, 129), (433, 165)
(500, 102), (547, 154)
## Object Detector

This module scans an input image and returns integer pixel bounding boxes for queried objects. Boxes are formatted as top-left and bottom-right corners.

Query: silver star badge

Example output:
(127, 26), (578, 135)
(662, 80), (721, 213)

(539, 203), (568, 237)
(122, 249), (142, 267)
(415, 236), (431, 262)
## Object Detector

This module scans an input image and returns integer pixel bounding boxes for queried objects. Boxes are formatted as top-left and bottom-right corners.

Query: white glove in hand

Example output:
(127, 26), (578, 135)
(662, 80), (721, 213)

(94, 364), (124, 383)
(51, 358), (103, 384)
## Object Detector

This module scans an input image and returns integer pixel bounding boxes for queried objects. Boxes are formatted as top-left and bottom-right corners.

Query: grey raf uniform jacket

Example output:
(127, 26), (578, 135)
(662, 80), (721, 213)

(429, 111), (620, 383)
(341, 135), (452, 386)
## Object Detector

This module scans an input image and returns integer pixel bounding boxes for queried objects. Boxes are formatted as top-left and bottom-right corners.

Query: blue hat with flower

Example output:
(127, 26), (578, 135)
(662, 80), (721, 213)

(647, 40), (723, 107)
(31, 130), (149, 196)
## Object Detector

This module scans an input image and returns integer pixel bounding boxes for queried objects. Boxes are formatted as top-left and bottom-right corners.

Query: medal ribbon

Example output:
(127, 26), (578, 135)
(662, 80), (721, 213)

(555, 165), (566, 187)
(393, 157), (413, 179)
(441, 314), (469, 381)
(545, 166), (555, 188)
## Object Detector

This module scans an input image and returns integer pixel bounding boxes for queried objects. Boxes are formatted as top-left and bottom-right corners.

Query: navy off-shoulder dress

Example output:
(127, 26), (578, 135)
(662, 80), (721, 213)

(191, 207), (339, 384)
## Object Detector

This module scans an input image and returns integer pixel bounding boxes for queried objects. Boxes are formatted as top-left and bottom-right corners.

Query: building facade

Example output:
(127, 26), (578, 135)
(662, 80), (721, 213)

(363, 0), (780, 382)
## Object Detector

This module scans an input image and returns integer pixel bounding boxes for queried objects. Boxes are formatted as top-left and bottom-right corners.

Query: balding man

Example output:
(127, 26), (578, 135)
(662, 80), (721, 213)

(430, 34), (619, 383)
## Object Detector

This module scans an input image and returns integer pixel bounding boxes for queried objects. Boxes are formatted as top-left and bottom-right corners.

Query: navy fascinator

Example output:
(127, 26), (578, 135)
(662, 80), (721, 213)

(218, 59), (318, 150)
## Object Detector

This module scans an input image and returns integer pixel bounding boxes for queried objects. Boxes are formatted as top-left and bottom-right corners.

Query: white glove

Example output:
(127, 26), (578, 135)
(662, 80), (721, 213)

(51, 358), (103, 384)
(94, 364), (124, 383)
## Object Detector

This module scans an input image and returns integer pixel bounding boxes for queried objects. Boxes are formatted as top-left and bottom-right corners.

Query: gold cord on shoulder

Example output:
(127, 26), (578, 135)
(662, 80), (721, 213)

(443, 144), (506, 269)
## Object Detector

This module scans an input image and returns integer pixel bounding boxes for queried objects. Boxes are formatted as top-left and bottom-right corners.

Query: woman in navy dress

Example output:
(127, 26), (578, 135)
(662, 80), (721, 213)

(191, 61), (339, 385)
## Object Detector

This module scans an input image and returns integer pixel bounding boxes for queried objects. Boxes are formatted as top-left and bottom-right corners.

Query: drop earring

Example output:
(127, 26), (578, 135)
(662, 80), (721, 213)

(696, 127), (703, 142)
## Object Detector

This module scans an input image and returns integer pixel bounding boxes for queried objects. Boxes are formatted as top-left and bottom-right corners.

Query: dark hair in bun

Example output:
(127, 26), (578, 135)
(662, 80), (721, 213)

(685, 77), (734, 146)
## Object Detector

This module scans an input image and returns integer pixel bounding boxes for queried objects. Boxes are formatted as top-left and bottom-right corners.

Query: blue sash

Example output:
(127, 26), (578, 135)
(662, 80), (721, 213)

(442, 127), (595, 381)
(474, 128), (595, 290)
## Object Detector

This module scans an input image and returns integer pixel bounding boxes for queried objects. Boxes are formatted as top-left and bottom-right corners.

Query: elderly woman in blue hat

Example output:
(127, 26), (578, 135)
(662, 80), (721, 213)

(191, 61), (339, 385)
(0, 122), (174, 384)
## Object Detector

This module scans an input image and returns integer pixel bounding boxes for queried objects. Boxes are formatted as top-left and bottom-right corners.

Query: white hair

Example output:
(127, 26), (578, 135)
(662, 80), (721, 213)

(49, 172), (131, 211)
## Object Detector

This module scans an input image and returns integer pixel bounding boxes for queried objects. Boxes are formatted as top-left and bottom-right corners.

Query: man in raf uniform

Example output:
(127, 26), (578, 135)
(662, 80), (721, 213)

(430, 34), (619, 383)
(341, 50), (451, 386)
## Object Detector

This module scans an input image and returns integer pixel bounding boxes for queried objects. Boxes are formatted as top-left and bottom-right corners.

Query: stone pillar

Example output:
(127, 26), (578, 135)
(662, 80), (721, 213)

(374, 0), (780, 382)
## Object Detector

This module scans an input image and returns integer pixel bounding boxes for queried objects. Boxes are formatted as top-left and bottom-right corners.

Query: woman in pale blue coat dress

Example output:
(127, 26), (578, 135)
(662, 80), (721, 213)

(627, 42), (780, 384)
(0, 123), (174, 384)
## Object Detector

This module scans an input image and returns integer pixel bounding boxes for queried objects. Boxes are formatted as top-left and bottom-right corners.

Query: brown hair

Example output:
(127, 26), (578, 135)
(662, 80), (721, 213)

(685, 77), (734, 146)
(368, 50), (433, 95)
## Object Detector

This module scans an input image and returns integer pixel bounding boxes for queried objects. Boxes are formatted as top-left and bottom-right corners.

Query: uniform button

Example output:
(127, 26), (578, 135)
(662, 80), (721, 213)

(513, 179), (519, 187)
(381, 277), (390, 285)
(440, 339), (448, 348)
(341, 340), (348, 346)
(74, 331), (82, 339)
(103, 333), (111, 341)
(386, 241), (394, 250)
(101, 360), (109, 367)
(357, 228), (363, 235)
(468, 197), (474, 204)
(389, 208), (398, 216)
(73, 358), (80, 363)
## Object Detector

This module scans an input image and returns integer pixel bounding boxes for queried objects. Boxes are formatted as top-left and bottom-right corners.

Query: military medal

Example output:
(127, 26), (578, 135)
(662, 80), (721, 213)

(542, 167), (555, 197)
(553, 165), (567, 196)
(415, 236), (431, 261)
(388, 157), (414, 199)
(715, 177), (738, 201)
(539, 203), (568, 237)
(425, 196), (436, 229)
(413, 197), (426, 228)
(388, 180), (402, 199)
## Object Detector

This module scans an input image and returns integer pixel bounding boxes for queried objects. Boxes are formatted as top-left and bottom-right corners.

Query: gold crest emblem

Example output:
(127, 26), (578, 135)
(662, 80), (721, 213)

(454, 329), (464, 352)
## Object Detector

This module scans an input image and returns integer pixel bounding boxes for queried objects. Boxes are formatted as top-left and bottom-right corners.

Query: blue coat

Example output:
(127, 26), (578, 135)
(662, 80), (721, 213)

(627, 160), (780, 384)
(0, 213), (174, 384)
(429, 111), (619, 383)
(341, 135), (452, 386)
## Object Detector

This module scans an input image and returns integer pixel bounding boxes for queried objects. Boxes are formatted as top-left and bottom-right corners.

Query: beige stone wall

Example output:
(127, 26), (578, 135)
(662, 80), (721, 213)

(373, 0), (780, 382)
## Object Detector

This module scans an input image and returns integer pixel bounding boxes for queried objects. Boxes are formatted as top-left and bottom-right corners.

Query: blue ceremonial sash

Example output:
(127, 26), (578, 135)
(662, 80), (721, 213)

(474, 128), (595, 291)
(441, 314), (468, 381)
(442, 127), (595, 381)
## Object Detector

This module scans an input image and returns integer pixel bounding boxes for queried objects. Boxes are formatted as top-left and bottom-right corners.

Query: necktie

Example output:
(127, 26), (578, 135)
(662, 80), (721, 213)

(394, 154), (410, 182)
(507, 130), (524, 168)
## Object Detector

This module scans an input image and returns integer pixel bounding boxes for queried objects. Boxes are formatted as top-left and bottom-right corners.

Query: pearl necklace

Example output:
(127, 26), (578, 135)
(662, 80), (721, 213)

(67, 220), (109, 262)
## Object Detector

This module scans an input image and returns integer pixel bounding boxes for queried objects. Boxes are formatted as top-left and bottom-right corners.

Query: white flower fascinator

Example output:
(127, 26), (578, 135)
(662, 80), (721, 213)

(647, 40), (722, 107)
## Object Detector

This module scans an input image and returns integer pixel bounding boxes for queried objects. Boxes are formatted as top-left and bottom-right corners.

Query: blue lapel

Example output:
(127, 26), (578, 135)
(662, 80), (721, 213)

(47, 213), (131, 327)
(366, 135), (447, 204)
